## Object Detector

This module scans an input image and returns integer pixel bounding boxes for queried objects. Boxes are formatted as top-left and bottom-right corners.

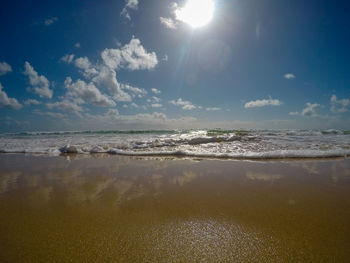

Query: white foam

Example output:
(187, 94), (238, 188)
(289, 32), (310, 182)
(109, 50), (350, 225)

(0, 129), (349, 159)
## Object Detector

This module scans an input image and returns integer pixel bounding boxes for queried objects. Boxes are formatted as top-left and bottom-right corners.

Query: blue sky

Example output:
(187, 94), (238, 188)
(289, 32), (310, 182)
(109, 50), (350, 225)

(0, 0), (349, 132)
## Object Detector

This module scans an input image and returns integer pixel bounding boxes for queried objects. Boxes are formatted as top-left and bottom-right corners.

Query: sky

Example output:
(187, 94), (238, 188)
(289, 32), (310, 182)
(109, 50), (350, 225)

(0, 0), (349, 132)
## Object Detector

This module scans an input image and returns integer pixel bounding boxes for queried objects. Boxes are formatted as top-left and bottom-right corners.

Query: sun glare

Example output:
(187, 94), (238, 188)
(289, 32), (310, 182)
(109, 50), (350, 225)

(175, 0), (215, 28)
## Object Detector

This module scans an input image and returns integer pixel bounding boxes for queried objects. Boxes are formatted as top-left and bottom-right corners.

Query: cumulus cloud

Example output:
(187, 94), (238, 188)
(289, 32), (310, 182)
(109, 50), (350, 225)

(0, 62), (12, 75)
(74, 57), (91, 70)
(33, 109), (65, 119)
(73, 57), (98, 78)
(89, 38), (157, 102)
(64, 77), (116, 107)
(130, 102), (139, 108)
(24, 99), (41, 106)
(0, 83), (22, 110)
(61, 37), (158, 107)
(330, 94), (349, 113)
(206, 107), (221, 111)
(121, 83), (147, 98)
(160, 17), (178, 29)
(284, 73), (295, 79)
(60, 54), (75, 64)
(151, 88), (161, 94)
(152, 96), (161, 103)
(120, 0), (138, 20)
(101, 37), (158, 71)
(23, 62), (53, 99)
(301, 102), (321, 117)
(169, 98), (196, 110)
(106, 108), (119, 120)
(91, 66), (132, 101)
(244, 98), (282, 108)
(46, 99), (83, 113)
(44, 17), (58, 26)
(151, 103), (163, 108)
(82, 109), (198, 130)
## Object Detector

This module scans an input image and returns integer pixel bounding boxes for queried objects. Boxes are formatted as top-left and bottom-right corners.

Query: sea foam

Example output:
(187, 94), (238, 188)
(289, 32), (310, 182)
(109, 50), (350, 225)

(0, 129), (349, 159)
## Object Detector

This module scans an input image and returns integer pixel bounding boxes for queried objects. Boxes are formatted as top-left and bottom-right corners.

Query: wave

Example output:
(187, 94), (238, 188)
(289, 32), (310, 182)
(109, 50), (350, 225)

(1, 129), (349, 160)
(1, 147), (349, 159)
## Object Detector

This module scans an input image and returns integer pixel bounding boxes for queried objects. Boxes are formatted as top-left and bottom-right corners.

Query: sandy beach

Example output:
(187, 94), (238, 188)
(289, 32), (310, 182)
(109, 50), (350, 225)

(0, 154), (349, 262)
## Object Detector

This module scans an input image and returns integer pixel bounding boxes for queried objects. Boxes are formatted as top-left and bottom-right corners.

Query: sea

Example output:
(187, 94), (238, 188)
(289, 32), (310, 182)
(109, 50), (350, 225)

(0, 129), (350, 159)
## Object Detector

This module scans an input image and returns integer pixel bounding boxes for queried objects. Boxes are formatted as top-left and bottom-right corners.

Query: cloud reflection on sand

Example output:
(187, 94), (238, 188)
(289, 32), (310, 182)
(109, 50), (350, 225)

(245, 171), (283, 182)
(0, 156), (204, 206)
(1, 155), (350, 207)
(0, 171), (21, 194)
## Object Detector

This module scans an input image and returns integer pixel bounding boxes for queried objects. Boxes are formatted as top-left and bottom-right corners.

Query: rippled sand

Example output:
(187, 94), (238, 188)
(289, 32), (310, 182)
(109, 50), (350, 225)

(0, 154), (350, 262)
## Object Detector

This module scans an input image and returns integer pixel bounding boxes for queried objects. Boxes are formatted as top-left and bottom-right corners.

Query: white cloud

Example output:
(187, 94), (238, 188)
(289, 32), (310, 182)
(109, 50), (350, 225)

(0, 62), (12, 75)
(101, 37), (158, 71)
(60, 54), (75, 64)
(106, 108), (119, 120)
(121, 83), (147, 98)
(83, 110), (197, 130)
(301, 102), (321, 117)
(125, 0), (138, 9)
(151, 103), (163, 108)
(284, 73), (295, 79)
(46, 99), (83, 113)
(160, 17), (178, 29)
(120, 0), (138, 20)
(24, 99), (41, 106)
(91, 38), (157, 101)
(44, 17), (58, 26)
(244, 98), (282, 108)
(33, 109), (65, 119)
(169, 98), (196, 110)
(330, 94), (349, 113)
(0, 83), (22, 110)
(91, 66), (132, 102)
(64, 77), (116, 107)
(206, 107), (221, 111)
(23, 62), (53, 99)
(151, 88), (161, 94)
(75, 57), (91, 69)
(153, 96), (161, 103)
(61, 37), (158, 106)
(75, 42), (81, 48)
(288, 111), (299, 116)
(74, 57), (98, 78)
(130, 102), (139, 108)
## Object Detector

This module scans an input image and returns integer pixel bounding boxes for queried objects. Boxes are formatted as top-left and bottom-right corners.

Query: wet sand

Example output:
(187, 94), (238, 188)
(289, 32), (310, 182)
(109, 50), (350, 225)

(0, 154), (350, 262)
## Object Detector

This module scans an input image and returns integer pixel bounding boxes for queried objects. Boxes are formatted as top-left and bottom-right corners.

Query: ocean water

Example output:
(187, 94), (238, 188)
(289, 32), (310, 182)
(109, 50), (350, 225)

(0, 129), (349, 159)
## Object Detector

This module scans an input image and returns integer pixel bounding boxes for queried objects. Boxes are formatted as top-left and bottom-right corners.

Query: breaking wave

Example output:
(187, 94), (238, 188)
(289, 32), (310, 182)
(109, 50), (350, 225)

(0, 129), (349, 159)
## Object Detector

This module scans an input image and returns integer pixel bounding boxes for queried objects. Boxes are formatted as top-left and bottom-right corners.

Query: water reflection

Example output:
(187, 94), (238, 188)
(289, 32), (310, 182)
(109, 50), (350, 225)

(0, 155), (350, 262)
(0, 171), (21, 194)
(245, 171), (283, 182)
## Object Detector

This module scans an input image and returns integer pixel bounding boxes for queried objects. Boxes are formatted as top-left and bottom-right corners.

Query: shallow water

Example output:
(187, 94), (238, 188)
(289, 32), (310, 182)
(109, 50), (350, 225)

(0, 154), (350, 262)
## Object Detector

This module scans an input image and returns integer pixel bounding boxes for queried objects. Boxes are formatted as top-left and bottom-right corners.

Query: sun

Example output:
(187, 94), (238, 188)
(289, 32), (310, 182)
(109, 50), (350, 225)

(175, 0), (215, 28)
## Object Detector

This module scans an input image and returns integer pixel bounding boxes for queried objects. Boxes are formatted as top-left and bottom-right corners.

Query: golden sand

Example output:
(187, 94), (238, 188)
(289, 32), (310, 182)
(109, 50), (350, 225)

(0, 154), (350, 262)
